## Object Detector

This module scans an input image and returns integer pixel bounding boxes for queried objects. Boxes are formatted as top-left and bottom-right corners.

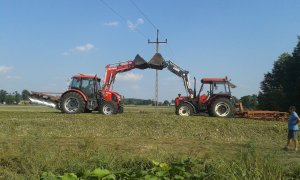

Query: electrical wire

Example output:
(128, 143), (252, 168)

(129, 0), (158, 31)
(128, 0), (176, 58)
(98, 0), (148, 39)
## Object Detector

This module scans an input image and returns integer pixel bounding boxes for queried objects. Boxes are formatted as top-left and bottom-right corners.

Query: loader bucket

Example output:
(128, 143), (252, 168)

(148, 53), (165, 70)
(133, 54), (149, 69)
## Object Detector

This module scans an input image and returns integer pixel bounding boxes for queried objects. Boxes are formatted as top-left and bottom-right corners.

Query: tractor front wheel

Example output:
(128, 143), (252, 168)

(60, 92), (85, 114)
(209, 98), (234, 118)
(177, 103), (194, 116)
(100, 101), (118, 115)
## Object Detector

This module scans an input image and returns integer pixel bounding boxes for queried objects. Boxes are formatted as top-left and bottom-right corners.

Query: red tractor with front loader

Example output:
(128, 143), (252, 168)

(29, 54), (148, 115)
(175, 77), (236, 117)
(152, 54), (237, 118)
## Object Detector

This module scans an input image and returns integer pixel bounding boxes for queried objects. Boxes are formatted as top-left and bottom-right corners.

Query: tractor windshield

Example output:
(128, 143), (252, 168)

(212, 82), (230, 95)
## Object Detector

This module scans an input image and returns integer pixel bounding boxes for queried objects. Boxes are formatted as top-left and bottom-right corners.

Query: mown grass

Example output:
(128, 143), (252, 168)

(0, 105), (300, 179)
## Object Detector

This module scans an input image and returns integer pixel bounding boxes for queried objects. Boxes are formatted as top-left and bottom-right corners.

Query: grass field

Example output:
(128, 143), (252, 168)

(1, 105), (300, 179)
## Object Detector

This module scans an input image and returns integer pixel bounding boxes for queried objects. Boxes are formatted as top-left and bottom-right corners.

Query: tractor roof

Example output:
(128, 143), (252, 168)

(72, 74), (101, 80)
(201, 77), (236, 88)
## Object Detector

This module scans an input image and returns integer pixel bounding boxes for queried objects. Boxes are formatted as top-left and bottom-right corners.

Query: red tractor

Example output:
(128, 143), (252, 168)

(29, 55), (148, 115)
(59, 74), (123, 115)
(155, 57), (236, 118)
(144, 53), (237, 118)
(175, 77), (236, 117)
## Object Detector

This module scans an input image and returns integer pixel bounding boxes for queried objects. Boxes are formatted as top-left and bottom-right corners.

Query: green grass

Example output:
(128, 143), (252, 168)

(0, 105), (300, 179)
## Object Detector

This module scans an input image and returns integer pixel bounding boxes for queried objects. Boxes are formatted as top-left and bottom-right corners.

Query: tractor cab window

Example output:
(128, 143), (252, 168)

(81, 79), (94, 97)
(69, 78), (81, 89)
(198, 84), (210, 96)
(212, 83), (229, 94)
(96, 79), (101, 90)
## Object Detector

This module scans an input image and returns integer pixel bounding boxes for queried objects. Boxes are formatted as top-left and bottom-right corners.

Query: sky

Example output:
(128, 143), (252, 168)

(0, 0), (300, 101)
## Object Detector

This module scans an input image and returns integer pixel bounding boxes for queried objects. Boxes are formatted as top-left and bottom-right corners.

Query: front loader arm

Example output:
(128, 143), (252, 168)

(102, 54), (149, 91)
(102, 61), (135, 91)
(164, 60), (194, 98)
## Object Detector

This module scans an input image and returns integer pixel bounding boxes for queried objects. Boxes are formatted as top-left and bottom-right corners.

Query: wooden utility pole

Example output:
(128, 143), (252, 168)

(148, 29), (167, 107)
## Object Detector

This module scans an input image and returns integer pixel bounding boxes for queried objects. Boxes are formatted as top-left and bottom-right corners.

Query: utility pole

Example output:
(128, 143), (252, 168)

(148, 29), (167, 107)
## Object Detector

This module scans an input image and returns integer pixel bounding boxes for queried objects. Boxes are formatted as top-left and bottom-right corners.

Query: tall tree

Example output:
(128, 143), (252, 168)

(258, 37), (300, 111)
(163, 100), (170, 106)
(0, 90), (7, 104)
(287, 36), (300, 110)
(5, 94), (15, 105)
(258, 53), (291, 110)
(22, 89), (30, 101)
(14, 91), (22, 104)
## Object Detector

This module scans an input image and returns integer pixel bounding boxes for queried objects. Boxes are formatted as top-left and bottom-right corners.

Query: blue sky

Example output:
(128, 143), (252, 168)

(0, 0), (299, 101)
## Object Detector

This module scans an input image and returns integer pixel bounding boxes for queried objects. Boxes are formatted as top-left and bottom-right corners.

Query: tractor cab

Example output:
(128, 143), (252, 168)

(198, 77), (236, 104)
(69, 74), (101, 98)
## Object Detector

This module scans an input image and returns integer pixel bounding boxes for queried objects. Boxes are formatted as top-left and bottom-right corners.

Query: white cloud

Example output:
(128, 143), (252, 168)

(74, 43), (95, 52)
(0, 66), (12, 74)
(127, 18), (144, 31)
(62, 43), (95, 55)
(116, 72), (143, 81)
(6, 75), (21, 80)
(104, 21), (119, 27)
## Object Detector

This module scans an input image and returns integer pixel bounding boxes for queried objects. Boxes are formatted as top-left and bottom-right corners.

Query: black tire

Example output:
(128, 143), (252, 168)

(60, 92), (85, 114)
(209, 98), (234, 118)
(175, 107), (179, 115)
(118, 106), (124, 113)
(100, 101), (118, 115)
(177, 103), (194, 116)
(84, 109), (93, 113)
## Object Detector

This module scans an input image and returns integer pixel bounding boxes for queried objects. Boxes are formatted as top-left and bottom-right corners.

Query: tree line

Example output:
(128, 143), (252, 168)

(240, 36), (300, 111)
(124, 98), (173, 106)
(0, 89), (30, 105)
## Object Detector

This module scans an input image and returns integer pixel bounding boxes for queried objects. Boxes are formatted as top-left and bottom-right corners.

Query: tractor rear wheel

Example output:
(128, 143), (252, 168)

(100, 101), (118, 115)
(60, 92), (85, 114)
(177, 103), (194, 116)
(209, 98), (234, 118)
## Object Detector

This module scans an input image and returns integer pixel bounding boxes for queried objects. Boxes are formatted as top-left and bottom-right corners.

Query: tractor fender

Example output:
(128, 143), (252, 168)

(180, 101), (197, 113)
(61, 89), (88, 102)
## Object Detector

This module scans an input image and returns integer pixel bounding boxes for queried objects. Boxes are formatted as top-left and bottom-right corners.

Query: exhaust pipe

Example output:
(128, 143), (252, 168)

(28, 97), (57, 108)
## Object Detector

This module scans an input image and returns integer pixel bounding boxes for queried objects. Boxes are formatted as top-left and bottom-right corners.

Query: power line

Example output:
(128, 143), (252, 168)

(99, 0), (127, 22)
(128, 0), (175, 59)
(98, 0), (148, 39)
(129, 0), (158, 30)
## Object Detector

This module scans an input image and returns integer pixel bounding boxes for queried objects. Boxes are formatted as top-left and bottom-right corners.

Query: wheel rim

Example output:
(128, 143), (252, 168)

(215, 102), (230, 117)
(178, 105), (190, 116)
(102, 104), (113, 115)
(65, 98), (79, 113)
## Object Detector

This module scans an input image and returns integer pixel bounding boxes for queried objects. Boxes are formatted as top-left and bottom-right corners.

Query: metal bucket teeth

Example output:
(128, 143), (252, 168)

(148, 53), (166, 70)
(133, 54), (149, 69)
